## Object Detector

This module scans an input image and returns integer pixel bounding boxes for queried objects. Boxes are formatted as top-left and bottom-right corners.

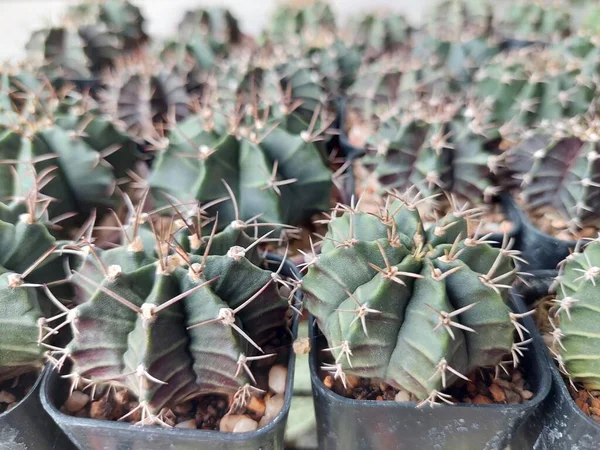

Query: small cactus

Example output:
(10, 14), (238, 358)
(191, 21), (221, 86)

(549, 238), (600, 390)
(502, 116), (600, 231)
(0, 195), (66, 383)
(303, 191), (528, 401)
(46, 213), (289, 421)
(495, 0), (571, 42)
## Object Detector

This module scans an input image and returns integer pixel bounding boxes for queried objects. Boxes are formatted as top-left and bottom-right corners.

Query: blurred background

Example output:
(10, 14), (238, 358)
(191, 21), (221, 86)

(0, 0), (432, 62)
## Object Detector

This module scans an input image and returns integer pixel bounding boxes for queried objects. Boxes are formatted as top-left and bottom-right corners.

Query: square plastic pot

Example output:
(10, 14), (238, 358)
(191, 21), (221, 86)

(0, 366), (73, 449)
(503, 194), (576, 271)
(308, 293), (551, 450)
(515, 271), (600, 449)
(40, 254), (299, 450)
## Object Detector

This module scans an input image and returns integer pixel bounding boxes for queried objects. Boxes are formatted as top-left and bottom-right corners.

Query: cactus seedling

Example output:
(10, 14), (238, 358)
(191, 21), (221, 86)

(548, 238), (600, 390)
(303, 190), (528, 402)
(46, 212), (288, 422)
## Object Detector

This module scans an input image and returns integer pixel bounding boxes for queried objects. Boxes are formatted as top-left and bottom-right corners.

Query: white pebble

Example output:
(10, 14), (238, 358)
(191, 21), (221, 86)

(175, 419), (197, 429)
(268, 365), (287, 395)
(264, 394), (284, 419)
(220, 414), (251, 432)
(0, 390), (16, 404)
(233, 416), (258, 433)
(395, 391), (411, 403)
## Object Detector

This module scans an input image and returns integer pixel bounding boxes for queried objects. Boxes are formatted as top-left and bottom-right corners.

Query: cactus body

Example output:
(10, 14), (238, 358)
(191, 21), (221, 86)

(303, 196), (519, 399)
(551, 239), (600, 390)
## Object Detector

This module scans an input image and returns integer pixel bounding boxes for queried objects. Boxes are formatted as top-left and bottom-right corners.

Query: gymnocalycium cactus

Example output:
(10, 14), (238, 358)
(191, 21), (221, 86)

(548, 238), (600, 390)
(47, 213), (289, 421)
(502, 116), (600, 231)
(303, 191), (529, 403)
(148, 108), (333, 233)
(0, 193), (66, 383)
(495, 0), (571, 42)
(361, 100), (500, 205)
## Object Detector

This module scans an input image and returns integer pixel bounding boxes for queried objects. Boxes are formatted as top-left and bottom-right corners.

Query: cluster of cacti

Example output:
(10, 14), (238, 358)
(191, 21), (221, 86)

(302, 193), (527, 401)
(360, 99), (500, 205)
(0, 193), (66, 383)
(549, 238), (600, 390)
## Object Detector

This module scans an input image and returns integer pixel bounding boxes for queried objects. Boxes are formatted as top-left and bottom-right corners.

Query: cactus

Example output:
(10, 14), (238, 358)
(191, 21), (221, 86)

(427, 0), (493, 39)
(178, 7), (242, 54)
(302, 192), (527, 401)
(47, 214), (288, 420)
(0, 194), (66, 383)
(99, 57), (190, 142)
(474, 47), (596, 137)
(148, 107), (333, 233)
(348, 12), (412, 57)
(495, 0), (571, 42)
(0, 87), (140, 219)
(549, 238), (600, 390)
(267, 0), (336, 45)
(360, 100), (500, 205)
(502, 116), (600, 231)
(27, 0), (147, 78)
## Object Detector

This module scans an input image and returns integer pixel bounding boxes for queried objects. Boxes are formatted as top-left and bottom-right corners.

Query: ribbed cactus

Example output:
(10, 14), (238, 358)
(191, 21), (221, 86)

(474, 46), (595, 136)
(495, 1), (571, 42)
(100, 57), (190, 142)
(0, 197), (65, 383)
(178, 7), (242, 53)
(348, 12), (412, 57)
(267, 0), (336, 45)
(361, 101), (500, 205)
(502, 117), (600, 230)
(148, 108), (333, 232)
(549, 239), (600, 390)
(50, 215), (288, 419)
(303, 193), (527, 402)
(428, 0), (493, 39)
(0, 91), (139, 218)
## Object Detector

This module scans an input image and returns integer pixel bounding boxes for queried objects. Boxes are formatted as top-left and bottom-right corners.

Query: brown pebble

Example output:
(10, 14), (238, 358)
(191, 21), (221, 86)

(0, 390), (16, 404)
(89, 396), (113, 421)
(125, 401), (141, 422)
(324, 376), (334, 389)
(293, 337), (311, 355)
(466, 383), (477, 395)
(494, 378), (513, 390)
(505, 389), (522, 405)
(376, 395), (383, 401)
(473, 394), (493, 405)
(64, 391), (90, 413)
(174, 401), (193, 415)
(512, 371), (522, 383)
(346, 375), (361, 389)
(520, 390), (534, 401)
(247, 396), (266, 418)
(489, 384), (506, 403)
(7, 402), (17, 411)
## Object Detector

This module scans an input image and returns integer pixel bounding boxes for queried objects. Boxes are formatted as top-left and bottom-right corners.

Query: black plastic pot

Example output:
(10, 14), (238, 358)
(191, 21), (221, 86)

(514, 273), (600, 449)
(309, 293), (551, 450)
(503, 194), (577, 271)
(0, 366), (72, 449)
(41, 254), (299, 450)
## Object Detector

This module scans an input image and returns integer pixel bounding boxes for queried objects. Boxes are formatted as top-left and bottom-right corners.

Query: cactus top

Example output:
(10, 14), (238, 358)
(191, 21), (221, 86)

(303, 193), (525, 402)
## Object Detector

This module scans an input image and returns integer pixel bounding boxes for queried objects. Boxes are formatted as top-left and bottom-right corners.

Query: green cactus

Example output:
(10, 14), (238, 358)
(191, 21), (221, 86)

(267, 0), (336, 45)
(549, 239), (600, 390)
(99, 57), (190, 142)
(0, 87), (139, 219)
(178, 7), (242, 54)
(347, 12), (412, 57)
(52, 214), (288, 418)
(361, 101), (500, 205)
(495, 0), (571, 42)
(0, 197), (66, 383)
(148, 107), (333, 233)
(502, 117), (600, 231)
(302, 193), (526, 401)
(474, 47), (596, 137)
(427, 0), (493, 39)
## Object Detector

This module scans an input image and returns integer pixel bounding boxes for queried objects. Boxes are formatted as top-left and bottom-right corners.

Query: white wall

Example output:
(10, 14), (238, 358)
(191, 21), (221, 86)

(0, 0), (431, 63)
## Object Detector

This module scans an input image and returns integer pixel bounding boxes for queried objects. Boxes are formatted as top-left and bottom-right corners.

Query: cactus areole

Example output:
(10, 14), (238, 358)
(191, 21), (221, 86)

(303, 192), (529, 403)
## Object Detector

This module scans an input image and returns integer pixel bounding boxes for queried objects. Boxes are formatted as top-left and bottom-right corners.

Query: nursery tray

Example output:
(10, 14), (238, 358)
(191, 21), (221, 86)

(309, 293), (551, 450)
(41, 254), (299, 450)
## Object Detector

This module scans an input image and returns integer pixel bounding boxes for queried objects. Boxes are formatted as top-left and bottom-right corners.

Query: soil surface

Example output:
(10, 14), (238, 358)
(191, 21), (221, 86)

(0, 371), (39, 414)
(522, 204), (599, 242)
